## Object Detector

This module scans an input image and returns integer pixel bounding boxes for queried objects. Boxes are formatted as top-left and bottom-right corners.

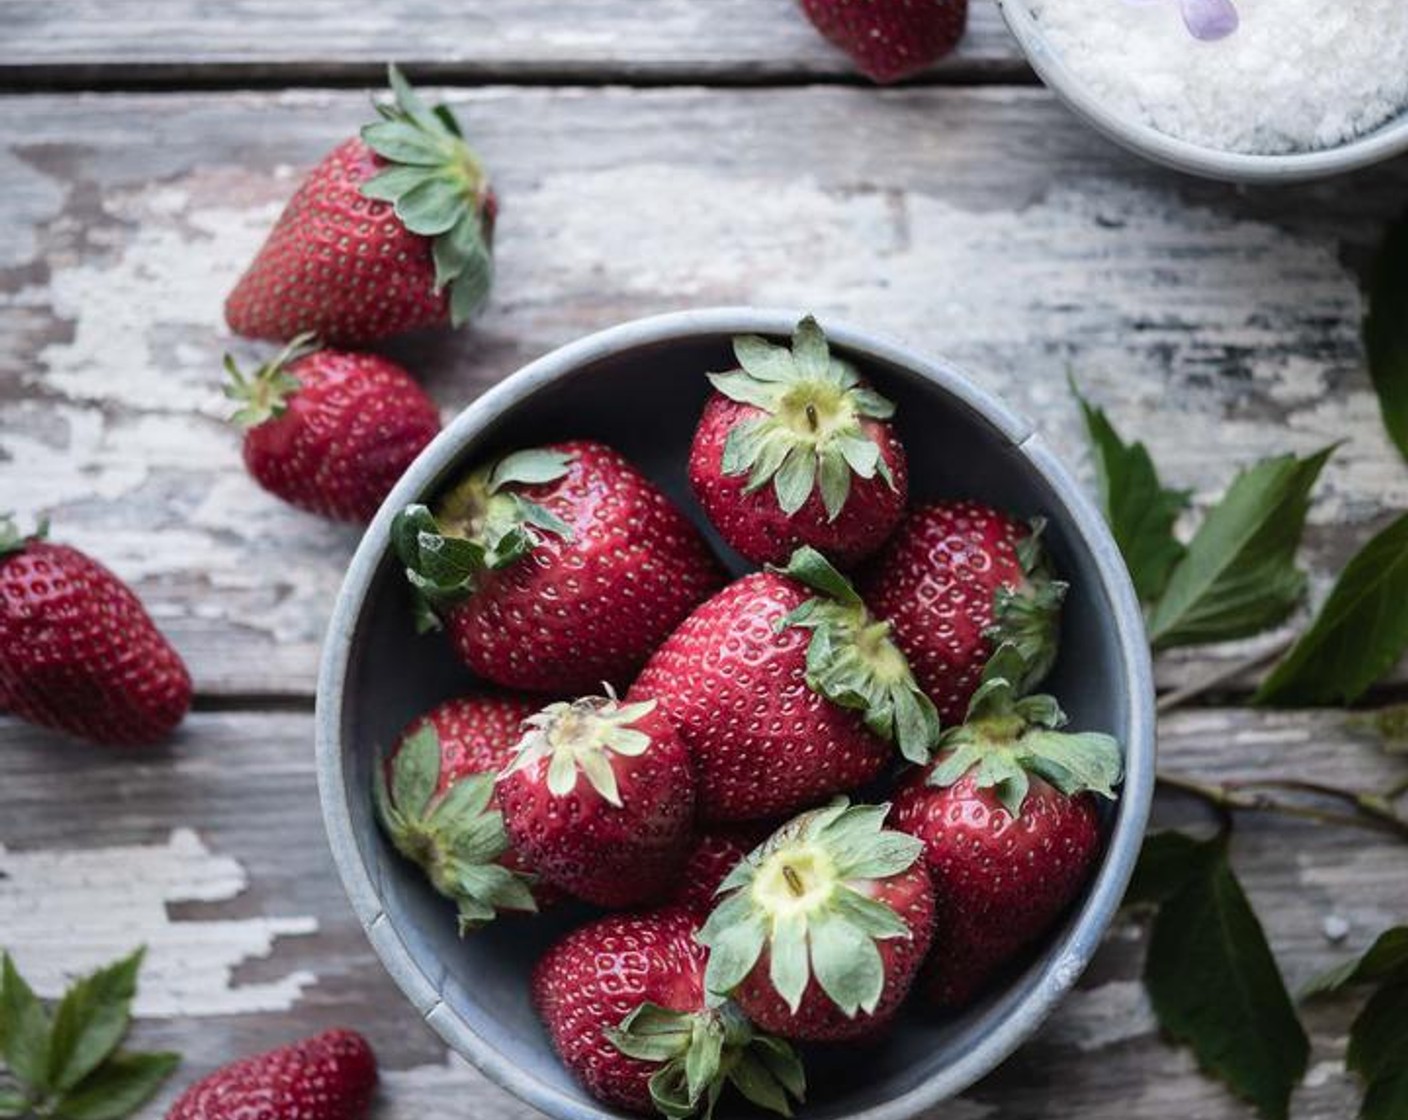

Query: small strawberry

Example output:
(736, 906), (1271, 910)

(671, 828), (767, 916)
(497, 691), (695, 908)
(226, 65), (495, 346)
(629, 547), (939, 822)
(890, 646), (1123, 1008)
(375, 693), (552, 932)
(799, 0), (969, 84)
(0, 518), (191, 747)
(533, 907), (805, 1118)
(225, 334), (441, 522)
(166, 1029), (377, 1120)
(860, 500), (1066, 725)
(698, 800), (935, 1042)
(393, 440), (723, 693)
(689, 316), (908, 567)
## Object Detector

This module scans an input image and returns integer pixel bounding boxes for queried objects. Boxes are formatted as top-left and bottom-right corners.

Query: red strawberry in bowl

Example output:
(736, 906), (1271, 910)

(533, 907), (805, 1118)
(861, 500), (1066, 725)
(225, 334), (441, 522)
(630, 546), (939, 823)
(671, 827), (768, 916)
(689, 316), (908, 567)
(698, 800), (935, 1042)
(496, 691), (695, 908)
(800, 0), (969, 84)
(374, 693), (553, 932)
(890, 646), (1123, 1009)
(226, 65), (495, 346)
(393, 440), (723, 694)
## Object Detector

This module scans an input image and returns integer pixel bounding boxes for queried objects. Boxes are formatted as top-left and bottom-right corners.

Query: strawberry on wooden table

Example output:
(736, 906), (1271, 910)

(0, 517), (191, 747)
(689, 316), (908, 567)
(533, 907), (805, 1118)
(630, 547), (939, 822)
(394, 440), (723, 694)
(225, 333), (441, 522)
(698, 800), (935, 1042)
(890, 646), (1123, 1009)
(799, 0), (969, 84)
(226, 65), (495, 346)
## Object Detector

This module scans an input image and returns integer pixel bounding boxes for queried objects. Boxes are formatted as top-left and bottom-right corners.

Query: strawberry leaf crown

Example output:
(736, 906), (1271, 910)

(606, 1000), (806, 1119)
(698, 800), (925, 1018)
(222, 331), (319, 430)
(774, 547), (940, 764)
(392, 448), (574, 633)
(985, 518), (1067, 692)
(374, 721), (537, 932)
(501, 690), (658, 808)
(928, 643), (1124, 817)
(360, 65), (495, 327)
(711, 316), (898, 520)
(0, 513), (47, 558)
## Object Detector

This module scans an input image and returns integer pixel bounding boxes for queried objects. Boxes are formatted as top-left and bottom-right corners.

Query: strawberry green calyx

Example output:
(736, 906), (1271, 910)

(712, 316), (897, 520)
(222, 332), (319, 429)
(606, 1000), (805, 1120)
(501, 692), (658, 808)
(392, 448), (574, 632)
(929, 643), (1123, 817)
(699, 800), (924, 1018)
(360, 65), (495, 327)
(985, 519), (1067, 693)
(374, 722), (537, 932)
(774, 546), (940, 764)
(0, 513), (47, 558)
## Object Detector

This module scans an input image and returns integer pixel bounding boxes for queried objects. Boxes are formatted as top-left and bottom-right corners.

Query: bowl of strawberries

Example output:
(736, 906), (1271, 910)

(316, 307), (1154, 1120)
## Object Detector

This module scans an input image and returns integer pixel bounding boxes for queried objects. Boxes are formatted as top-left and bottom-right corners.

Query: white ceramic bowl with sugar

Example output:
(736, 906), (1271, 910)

(998, 0), (1408, 183)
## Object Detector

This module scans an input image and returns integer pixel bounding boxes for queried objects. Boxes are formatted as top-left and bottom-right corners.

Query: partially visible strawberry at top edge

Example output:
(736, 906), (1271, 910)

(800, 0), (970, 84)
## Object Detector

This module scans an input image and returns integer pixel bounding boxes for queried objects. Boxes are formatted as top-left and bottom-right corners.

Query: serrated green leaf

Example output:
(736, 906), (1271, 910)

(1255, 513), (1408, 706)
(51, 1050), (178, 1120)
(1305, 927), (1408, 997)
(1, 954), (51, 1092)
(1365, 210), (1408, 465)
(47, 949), (143, 1092)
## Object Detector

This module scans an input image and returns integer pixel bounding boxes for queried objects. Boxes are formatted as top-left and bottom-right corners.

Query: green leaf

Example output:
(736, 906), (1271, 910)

(775, 547), (861, 608)
(1149, 448), (1333, 650)
(808, 911), (884, 1017)
(1, 954), (52, 1092)
(772, 449), (816, 516)
(51, 1050), (178, 1120)
(1074, 385), (1190, 603)
(47, 949), (144, 1091)
(1347, 980), (1408, 1084)
(1143, 837), (1308, 1120)
(1125, 830), (1220, 906)
(1365, 210), (1408, 465)
(1255, 513), (1408, 706)
(1305, 927), (1408, 997)
(0, 1088), (26, 1117)
(1362, 1067), (1408, 1120)
(390, 724), (441, 818)
(489, 449), (573, 490)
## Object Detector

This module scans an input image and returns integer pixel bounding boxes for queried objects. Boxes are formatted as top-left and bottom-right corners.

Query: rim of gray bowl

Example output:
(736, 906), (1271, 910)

(998, 0), (1408, 184)
(315, 306), (1156, 1120)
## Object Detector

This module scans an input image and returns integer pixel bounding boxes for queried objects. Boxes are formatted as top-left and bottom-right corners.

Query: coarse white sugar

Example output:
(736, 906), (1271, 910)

(1027, 0), (1408, 154)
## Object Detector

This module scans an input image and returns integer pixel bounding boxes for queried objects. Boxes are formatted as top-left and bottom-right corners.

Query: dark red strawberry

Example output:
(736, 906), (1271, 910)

(533, 907), (805, 1117)
(226, 66), (495, 346)
(0, 519), (191, 747)
(225, 334), (441, 522)
(689, 316), (908, 567)
(671, 828), (767, 916)
(375, 693), (556, 931)
(497, 692), (695, 907)
(800, 0), (969, 84)
(860, 500), (1066, 725)
(629, 547), (938, 823)
(889, 647), (1123, 1008)
(699, 800), (935, 1042)
(393, 440), (723, 693)
(166, 1029), (376, 1120)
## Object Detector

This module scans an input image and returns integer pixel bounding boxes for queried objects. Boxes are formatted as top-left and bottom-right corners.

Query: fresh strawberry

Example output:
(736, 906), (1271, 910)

(166, 1029), (376, 1120)
(671, 828), (767, 916)
(889, 646), (1123, 1008)
(0, 518), (191, 747)
(533, 907), (805, 1118)
(375, 693), (556, 931)
(225, 334), (441, 522)
(629, 547), (939, 822)
(393, 440), (723, 693)
(860, 500), (1066, 725)
(497, 691), (695, 907)
(800, 0), (969, 84)
(689, 316), (908, 567)
(699, 800), (934, 1042)
(226, 65), (495, 346)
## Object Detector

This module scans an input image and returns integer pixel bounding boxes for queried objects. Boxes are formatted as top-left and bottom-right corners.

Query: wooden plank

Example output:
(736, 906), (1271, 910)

(3, 86), (1406, 697)
(1, 707), (1402, 1117)
(1, 1), (1021, 85)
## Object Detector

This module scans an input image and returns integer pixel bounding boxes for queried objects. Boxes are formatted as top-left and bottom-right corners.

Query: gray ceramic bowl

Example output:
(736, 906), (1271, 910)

(316, 308), (1156, 1120)
(998, 0), (1408, 183)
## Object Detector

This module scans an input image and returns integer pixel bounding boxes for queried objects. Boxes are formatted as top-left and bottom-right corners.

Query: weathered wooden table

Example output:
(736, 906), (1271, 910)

(3, 4), (1406, 1116)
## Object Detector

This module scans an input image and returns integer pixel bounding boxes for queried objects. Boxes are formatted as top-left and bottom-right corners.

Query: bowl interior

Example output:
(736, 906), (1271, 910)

(328, 320), (1150, 1120)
